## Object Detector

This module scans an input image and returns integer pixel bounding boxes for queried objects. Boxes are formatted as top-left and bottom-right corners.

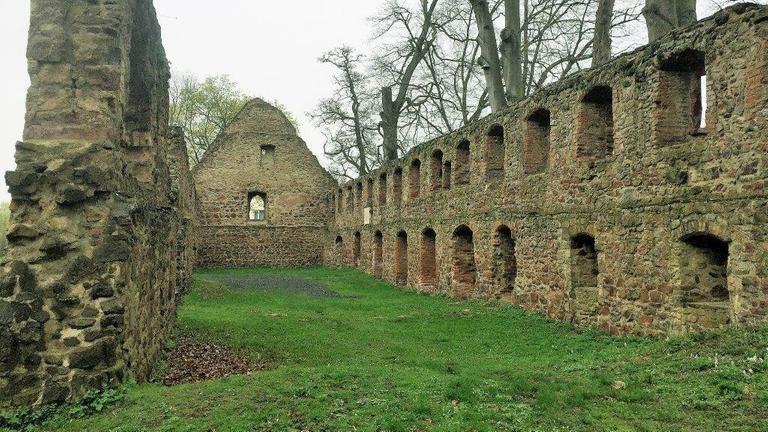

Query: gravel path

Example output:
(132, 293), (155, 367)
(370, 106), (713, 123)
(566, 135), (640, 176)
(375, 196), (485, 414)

(199, 274), (342, 298)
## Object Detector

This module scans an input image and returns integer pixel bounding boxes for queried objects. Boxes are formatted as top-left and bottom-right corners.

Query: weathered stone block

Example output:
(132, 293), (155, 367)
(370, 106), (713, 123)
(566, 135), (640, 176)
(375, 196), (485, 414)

(69, 338), (117, 370)
(100, 299), (124, 315)
(67, 318), (96, 330)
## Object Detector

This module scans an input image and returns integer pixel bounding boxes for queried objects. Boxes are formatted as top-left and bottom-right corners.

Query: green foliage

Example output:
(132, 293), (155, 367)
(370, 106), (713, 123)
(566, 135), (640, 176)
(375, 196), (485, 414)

(0, 388), (123, 431)
(169, 74), (250, 166)
(29, 268), (768, 431)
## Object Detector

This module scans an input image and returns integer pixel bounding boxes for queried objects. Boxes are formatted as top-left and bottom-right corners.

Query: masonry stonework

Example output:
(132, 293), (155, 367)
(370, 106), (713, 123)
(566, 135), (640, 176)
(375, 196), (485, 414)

(193, 99), (336, 268)
(1, 0), (195, 407)
(329, 4), (768, 337)
(3, 0), (768, 410)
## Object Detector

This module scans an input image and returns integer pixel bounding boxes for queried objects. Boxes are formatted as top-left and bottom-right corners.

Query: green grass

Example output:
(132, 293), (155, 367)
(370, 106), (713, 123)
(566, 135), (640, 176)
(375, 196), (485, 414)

(25, 268), (768, 431)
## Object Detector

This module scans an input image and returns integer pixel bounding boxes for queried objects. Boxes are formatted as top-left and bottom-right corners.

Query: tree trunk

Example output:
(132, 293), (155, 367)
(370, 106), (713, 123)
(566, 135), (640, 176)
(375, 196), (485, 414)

(643, 0), (677, 42)
(470, 0), (508, 112)
(500, 0), (523, 100)
(644, 0), (697, 42)
(381, 87), (399, 161)
(592, 0), (615, 66)
(378, 0), (438, 161)
(675, 0), (697, 27)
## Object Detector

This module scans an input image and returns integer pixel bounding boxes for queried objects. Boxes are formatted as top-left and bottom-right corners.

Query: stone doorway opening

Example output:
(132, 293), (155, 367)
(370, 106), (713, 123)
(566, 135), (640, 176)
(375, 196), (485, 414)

(570, 233), (599, 319)
(353, 232), (361, 267)
(451, 225), (476, 298)
(335, 235), (344, 265)
(395, 231), (409, 285)
(420, 228), (437, 291)
(493, 225), (517, 300)
(679, 233), (730, 329)
(373, 231), (383, 278)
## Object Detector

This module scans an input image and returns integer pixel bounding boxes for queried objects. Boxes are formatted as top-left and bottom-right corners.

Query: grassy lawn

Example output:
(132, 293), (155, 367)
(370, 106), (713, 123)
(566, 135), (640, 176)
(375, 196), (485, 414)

(26, 268), (768, 431)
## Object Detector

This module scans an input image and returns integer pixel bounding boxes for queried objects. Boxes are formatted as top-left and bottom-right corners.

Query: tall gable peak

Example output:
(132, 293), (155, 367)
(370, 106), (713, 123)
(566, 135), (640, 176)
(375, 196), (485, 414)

(228, 98), (298, 136)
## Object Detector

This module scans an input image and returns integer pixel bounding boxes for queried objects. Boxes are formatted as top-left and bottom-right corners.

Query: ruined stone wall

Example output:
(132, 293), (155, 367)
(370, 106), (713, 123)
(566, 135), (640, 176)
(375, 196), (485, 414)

(168, 127), (198, 296)
(193, 99), (336, 268)
(329, 4), (768, 337)
(1, 0), (195, 407)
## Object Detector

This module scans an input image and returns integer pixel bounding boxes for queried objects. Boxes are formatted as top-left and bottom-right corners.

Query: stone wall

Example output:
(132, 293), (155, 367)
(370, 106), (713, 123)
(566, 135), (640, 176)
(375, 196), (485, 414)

(329, 4), (768, 337)
(193, 99), (336, 268)
(1, 0), (195, 408)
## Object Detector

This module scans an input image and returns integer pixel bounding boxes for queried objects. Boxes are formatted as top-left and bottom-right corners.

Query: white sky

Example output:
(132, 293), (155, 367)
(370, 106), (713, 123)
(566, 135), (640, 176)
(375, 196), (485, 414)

(0, 0), (752, 203)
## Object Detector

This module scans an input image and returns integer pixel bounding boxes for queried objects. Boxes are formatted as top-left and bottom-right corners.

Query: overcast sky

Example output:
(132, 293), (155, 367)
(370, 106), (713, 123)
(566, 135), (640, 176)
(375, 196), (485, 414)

(0, 0), (755, 203)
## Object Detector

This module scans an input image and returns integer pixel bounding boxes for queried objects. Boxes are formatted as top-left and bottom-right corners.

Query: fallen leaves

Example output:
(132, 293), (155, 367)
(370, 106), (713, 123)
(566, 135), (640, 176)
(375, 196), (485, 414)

(162, 334), (268, 386)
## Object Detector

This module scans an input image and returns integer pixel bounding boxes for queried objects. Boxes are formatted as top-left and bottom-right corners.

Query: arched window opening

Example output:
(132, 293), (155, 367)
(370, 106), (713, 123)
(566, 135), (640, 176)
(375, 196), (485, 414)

(346, 185), (354, 212)
(378, 173), (388, 206)
(452, 225), (476, 298)
(260, 145), (276, 165)
(373, 231), (384, 278)
(442, 161), (452, 190)
(393, 168), (403, 205)
(577, 86), (614, 160)
(409, 159), (421, 198)
(337, 189), (343, 213)
(248, 193), (266, 221)
(356, 182), (363, 209)
(420, 228), (437, 291)
(455, 140), (470, 185)
(657, 49), (707, 144)
(430, 150), (444, 192)
(680, 233), (730, 329)
(366, 178), (374, 208)
(493, 226), (517, 299)
(353, 232), (362, 267)
(570, 234), (599, 318)
(524, 109), (551, 174)
(396, 231), (409, 285)
(485, 125), (505, 179)
(335, 235), (345, 265)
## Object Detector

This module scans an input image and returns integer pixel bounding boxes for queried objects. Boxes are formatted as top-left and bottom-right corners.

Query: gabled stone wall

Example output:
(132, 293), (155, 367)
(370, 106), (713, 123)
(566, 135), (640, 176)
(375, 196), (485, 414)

(193, 99), (336, 268)
(329, 4), (768, 337)
(1, 0), (195, 408)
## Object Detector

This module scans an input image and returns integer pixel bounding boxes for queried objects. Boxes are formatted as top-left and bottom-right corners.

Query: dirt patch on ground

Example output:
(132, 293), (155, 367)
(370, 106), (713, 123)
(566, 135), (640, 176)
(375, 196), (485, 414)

(200, 274), (342, 298)
(162, 334), (268, 386)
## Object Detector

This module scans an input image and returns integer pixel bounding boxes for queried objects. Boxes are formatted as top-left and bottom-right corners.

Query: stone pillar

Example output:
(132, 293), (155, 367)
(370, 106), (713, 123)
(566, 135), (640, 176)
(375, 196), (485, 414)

(1, 0), (192, 408)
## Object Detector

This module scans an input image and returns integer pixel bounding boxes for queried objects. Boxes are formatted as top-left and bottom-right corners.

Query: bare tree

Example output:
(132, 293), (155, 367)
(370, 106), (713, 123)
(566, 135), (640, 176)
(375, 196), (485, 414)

(470, 0), (508, 111)
(593, 0), (616, 65)
(397, 0), (489, 142)
(373, 0), (441, 160)
(501, 0), (524, 100)
(312, 0), (641, 175)
(472, 0), (640, 109)
(310, 47), (381, 180)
